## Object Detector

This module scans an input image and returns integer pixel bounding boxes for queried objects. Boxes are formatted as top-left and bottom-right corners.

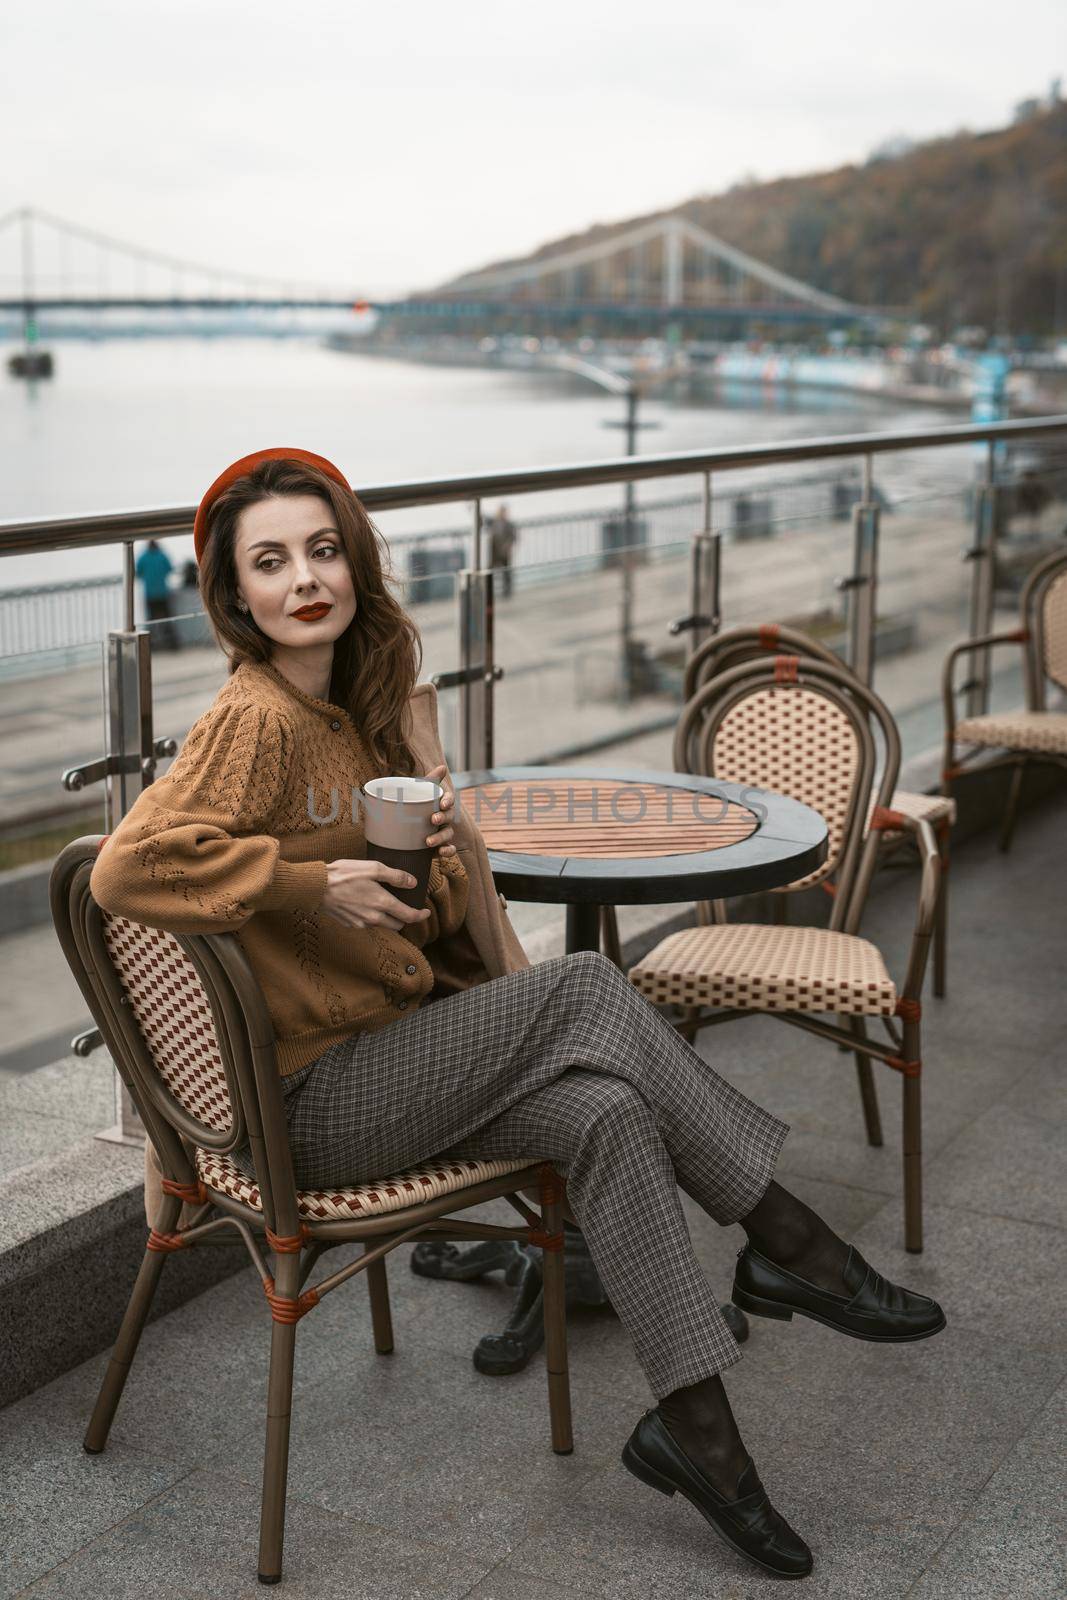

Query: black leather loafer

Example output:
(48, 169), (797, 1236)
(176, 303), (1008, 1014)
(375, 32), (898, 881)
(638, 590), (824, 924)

(622, 1409), (813, 1579)
(733, 1244), (946, 1342)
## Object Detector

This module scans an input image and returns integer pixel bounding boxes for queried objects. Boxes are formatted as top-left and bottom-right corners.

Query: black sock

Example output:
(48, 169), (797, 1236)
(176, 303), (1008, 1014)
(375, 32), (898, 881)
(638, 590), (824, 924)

(656, 1374), (750, 1497)
(739, 1180), (850, 1292)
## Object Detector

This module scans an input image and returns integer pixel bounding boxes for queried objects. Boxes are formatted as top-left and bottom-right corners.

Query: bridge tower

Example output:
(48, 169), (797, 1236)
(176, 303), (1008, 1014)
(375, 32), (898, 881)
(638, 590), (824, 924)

(6, 209), (54, 380)
(403, 213), (875, 343)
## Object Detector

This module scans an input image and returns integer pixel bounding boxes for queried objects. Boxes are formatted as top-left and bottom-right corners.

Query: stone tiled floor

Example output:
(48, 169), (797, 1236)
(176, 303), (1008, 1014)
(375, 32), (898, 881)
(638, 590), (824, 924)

(2, 800), (1064, 1598)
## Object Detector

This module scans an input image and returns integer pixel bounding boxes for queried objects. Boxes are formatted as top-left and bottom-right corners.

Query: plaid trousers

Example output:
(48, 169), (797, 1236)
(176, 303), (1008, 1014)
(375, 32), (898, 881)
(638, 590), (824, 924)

(275, 950), (788, 1396)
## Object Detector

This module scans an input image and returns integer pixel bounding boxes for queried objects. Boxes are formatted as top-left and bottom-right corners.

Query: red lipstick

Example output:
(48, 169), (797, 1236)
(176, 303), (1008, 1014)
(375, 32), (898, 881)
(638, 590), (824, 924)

(290, 603), (332, 622)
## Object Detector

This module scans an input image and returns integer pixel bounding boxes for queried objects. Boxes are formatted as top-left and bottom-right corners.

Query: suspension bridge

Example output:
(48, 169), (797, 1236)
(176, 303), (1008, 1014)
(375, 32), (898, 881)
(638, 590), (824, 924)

(0, 207), (889, 343)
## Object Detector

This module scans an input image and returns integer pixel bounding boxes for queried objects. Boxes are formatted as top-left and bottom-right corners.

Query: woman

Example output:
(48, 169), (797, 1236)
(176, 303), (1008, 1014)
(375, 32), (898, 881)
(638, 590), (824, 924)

(91, 447), (945, 1582)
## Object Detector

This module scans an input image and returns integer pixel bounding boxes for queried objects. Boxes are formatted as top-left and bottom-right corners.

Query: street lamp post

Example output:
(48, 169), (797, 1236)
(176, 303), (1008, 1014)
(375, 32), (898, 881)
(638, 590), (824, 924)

(602, 384), (660, 699)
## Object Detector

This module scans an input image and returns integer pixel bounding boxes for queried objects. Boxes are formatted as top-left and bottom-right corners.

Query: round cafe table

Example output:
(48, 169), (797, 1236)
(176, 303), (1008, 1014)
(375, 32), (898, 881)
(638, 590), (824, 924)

(411, 764), (828, 1373)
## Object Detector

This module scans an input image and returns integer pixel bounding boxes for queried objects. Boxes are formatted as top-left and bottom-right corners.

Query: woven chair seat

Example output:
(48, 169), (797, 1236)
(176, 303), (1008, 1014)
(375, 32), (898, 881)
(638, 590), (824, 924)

(867, 789), (957, 832)
(196, 1147), (536, 1223)
(629, 923), (898, 1018)
(955, 711), (1067, 756)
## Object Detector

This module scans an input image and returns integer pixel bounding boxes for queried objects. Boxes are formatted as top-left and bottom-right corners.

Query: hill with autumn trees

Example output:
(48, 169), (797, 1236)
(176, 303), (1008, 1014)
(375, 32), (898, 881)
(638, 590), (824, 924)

(453, 103), (1067, 337)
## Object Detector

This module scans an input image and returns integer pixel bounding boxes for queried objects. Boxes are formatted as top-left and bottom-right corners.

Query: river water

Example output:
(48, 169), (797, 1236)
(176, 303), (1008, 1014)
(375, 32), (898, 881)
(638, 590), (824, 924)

(0, 336), (971, 591)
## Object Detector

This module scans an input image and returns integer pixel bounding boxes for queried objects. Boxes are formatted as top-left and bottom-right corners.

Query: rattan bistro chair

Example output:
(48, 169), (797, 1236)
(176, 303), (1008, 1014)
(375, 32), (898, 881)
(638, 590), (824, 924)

(943, 544), (1067, 852)
(49, 837), (572, 1588)
(599, 624), (954, 995)
(689, 624), (955, 995)
(626, 656), (940, 1253)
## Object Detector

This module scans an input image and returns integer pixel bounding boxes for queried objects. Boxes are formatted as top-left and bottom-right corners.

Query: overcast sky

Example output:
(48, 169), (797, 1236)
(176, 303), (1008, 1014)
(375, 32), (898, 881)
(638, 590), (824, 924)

(4, 1), (1064, 296)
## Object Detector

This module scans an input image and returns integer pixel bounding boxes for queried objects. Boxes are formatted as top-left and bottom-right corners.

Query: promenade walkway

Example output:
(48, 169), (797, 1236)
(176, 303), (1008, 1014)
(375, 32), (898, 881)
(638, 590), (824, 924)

(2, 793), (1063, 1598)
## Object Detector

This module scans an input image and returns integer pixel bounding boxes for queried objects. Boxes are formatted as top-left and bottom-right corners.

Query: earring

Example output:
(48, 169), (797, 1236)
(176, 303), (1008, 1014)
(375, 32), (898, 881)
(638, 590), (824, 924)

(237, 599), (249, 613)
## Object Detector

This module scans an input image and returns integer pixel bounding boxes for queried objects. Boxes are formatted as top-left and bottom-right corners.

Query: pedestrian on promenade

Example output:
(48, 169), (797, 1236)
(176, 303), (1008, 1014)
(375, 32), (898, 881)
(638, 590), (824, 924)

(92, 447), (945, 1582)
(135, 537), (181, 650)
(488, 502), (518, 597)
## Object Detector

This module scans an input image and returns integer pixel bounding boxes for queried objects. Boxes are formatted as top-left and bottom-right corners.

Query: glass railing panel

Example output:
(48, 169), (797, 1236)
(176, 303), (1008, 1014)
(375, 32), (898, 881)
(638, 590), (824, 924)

(0, 637), (107, 840)
(876, 436), (975, 512)
(139, 611), (230, 763)
(717, 499), (846, 653)
(0, 639), (107, 1084)
(138, 596), (215, 653)
(717, 456), (885, 539)
(385, 560), (463, 771)
(875, 481), (973, 767)
(986, 491), (1052, 721)
(873, 435), (1065, 760)
(376, 463), (931, 611)
(990, 443), (1067, 701)
(489, 533), (691, 767)
(384, 548), (463, 697)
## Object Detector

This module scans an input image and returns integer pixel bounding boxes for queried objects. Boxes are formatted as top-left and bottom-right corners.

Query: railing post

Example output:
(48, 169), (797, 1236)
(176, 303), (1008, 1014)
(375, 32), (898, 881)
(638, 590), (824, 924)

(964, 442), (1000, 718)
(101, 628), (157, 828)
(840, 453), (880, 686)
(458, 569), (496, 771)
(668, 471), (720, 662)
(96, 624), (158, 1145)
(122, 537), (136, 631)
(483, 565), (496, 769)
(697, 469), (721, 645)
(472, 497), (483, 571)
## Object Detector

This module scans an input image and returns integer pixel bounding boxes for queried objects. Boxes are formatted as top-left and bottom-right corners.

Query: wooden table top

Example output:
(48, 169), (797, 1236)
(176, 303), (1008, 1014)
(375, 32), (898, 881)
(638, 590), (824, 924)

(467, 777), (759, 857)
(451, 764), (828, 906)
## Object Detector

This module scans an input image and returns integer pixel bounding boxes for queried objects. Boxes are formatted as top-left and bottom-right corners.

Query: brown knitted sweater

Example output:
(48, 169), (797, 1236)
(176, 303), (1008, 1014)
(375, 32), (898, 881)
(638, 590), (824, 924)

(89, 658), (471, 1075)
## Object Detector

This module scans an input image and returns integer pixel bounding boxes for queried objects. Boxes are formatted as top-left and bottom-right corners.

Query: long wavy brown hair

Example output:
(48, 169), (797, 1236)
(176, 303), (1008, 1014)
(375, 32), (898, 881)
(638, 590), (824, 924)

(198, 458), (424, 776)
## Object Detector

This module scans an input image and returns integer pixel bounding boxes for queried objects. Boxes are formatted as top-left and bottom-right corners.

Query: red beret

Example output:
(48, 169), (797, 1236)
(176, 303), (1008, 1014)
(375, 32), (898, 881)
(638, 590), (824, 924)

(192, 446), (351, 566)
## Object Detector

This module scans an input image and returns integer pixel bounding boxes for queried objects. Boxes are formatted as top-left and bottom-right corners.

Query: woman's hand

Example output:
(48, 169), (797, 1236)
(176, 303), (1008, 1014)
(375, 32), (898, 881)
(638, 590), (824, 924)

(424, 764), (457, 858)
(320, 859), (432, 933)
(319, 766), (457, 933)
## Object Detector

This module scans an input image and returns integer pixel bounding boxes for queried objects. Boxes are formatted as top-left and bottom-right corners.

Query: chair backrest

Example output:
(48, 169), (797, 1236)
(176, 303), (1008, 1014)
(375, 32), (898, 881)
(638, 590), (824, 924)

(683, 622), (841, 705)
(673, 655), (900, 930)
(48, 837), (297, 1233)
(1021, 545), (1067, 708)
(98, 914), (242, 1146)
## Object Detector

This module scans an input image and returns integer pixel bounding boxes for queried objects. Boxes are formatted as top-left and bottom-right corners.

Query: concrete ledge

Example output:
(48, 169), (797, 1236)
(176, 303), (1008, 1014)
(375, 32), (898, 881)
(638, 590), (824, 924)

(0, 859), (53, 939)
(0, 1136), (246, 1408)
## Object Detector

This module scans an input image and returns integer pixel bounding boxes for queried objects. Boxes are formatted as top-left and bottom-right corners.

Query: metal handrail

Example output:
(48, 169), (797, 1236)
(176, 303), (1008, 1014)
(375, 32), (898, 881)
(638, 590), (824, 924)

(3, 414), (1066, 556)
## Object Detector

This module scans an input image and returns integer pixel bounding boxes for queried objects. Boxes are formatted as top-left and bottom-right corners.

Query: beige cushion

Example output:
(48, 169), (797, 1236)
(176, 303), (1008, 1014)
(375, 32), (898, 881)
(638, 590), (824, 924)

(196, 1147), (535, 1223)
(867, 789), (957, 831)
(629, 923), (897, 1018)
(955, 711), (1067, 756)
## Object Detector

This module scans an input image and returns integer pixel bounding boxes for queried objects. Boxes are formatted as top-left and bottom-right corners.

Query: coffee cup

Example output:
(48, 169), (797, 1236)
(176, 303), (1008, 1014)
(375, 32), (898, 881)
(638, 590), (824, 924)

(359, 776), (444, 911)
